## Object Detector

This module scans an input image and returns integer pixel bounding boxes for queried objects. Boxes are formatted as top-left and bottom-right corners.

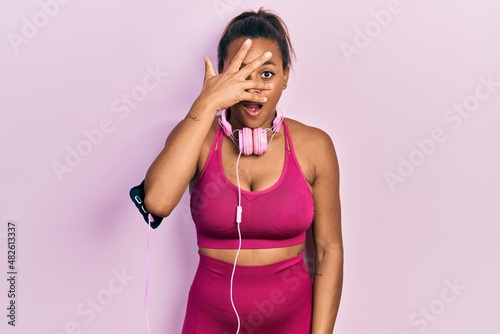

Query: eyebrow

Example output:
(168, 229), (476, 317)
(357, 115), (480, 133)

(240, 60), (277, 68)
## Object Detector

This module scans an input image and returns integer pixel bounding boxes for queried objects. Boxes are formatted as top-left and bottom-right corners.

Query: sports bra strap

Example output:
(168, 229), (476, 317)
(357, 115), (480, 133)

(213, 125), (223, 152)
(282, 120), (293, 153)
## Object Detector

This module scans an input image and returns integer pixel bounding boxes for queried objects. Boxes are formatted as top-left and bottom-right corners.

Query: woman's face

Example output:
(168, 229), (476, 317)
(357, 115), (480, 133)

(222, 37), (290, 130)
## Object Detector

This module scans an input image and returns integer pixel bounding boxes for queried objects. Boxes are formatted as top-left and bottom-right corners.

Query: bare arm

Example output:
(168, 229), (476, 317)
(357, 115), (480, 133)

(144, 39), (274, 217)
(143, 99), (215, 217)
(310, 130), (343, 334)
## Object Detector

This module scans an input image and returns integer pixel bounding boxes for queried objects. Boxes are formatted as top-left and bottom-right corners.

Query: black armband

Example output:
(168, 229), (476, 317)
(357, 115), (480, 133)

(129, 180), (163, 229)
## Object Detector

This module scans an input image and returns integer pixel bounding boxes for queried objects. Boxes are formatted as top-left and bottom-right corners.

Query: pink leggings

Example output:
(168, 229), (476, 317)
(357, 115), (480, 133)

(182, 251), (312, 334)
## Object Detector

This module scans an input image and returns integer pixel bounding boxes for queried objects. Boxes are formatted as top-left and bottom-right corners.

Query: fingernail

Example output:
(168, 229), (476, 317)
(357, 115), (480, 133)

(263, 97), (268, 102)
(244, 39), (251, 45)
(264, 51), (272, 58)
(268, 83), (274, 89)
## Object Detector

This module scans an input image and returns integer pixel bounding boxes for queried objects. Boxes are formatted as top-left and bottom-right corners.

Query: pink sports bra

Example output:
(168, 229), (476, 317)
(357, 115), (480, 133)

(190, 120), (315, 249)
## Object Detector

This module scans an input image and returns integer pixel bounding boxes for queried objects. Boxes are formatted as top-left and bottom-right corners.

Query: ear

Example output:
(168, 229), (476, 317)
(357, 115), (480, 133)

(282, 66), (290, 90)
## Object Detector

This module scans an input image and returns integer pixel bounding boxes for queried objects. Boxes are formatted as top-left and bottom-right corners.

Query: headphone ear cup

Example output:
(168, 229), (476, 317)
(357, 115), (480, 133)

(221, 111), (282, 155)
(239, 128), (254, 155)
(253, 128), (267, 155)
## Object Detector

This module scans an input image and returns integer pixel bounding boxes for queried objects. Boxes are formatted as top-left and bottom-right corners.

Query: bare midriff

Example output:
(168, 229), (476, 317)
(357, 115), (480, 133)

(199, 242), (306, 266)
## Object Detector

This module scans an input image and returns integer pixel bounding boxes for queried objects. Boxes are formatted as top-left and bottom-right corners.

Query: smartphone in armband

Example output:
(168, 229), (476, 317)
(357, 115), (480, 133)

(129, 180), (163, 229)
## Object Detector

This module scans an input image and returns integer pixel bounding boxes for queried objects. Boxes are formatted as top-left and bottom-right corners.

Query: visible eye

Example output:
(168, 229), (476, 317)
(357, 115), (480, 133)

(261, 71), (274, 79)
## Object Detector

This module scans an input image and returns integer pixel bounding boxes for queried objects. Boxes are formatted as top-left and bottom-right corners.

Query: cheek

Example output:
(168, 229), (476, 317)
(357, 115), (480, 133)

(266, 87), (284, 102)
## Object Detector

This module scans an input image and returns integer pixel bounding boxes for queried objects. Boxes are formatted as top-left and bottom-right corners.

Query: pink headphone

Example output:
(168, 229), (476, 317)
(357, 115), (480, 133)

(219, 109), (284, 155)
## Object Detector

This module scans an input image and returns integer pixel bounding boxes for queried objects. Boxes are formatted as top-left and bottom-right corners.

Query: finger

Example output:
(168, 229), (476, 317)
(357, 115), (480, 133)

(204, 56), (216, 80)
(237, 92), (269, 104)
(226, 39), (252, 73)
(241, 81), (274, 91)
(237, 51), (273, 78)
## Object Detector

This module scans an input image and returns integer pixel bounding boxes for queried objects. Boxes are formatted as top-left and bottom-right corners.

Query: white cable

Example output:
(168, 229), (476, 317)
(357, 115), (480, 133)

(267, 128), (279, 147)
(235, 149), (243, 208)
(229, 149), (243, 334)
(145, 214), (152, 334)
(226, 116), (282, 333)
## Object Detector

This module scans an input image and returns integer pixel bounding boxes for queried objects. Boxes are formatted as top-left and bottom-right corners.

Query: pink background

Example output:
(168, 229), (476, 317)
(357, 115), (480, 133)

(1, 0), (499, 333)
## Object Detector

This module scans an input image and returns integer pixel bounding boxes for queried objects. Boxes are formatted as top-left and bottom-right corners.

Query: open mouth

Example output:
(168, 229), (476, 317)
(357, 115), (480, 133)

(242, 102), (263, 116)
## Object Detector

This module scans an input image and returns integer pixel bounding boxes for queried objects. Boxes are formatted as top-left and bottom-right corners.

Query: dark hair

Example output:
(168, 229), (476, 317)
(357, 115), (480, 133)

(217, 8), (295, 72)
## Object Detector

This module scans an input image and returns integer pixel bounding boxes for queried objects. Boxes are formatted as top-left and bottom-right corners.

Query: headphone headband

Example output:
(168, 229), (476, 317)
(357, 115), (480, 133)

(219, 109), (283, 136)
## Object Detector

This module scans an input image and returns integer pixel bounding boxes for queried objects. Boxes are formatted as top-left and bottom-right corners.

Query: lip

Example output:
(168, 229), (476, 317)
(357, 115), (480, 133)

(241, 102), (263, 117)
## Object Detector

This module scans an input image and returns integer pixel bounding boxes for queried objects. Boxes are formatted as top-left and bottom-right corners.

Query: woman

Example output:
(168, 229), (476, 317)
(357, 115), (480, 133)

(144, 8), (343, 333)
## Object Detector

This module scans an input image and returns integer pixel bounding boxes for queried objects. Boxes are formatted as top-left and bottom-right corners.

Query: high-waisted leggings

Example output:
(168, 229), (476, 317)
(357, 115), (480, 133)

(182, 251), (312, 334)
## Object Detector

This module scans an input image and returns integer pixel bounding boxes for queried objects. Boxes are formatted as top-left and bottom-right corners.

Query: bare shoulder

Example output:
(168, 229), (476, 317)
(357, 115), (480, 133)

(285, 118), (338, 183)
(285, 118), (336, 155)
